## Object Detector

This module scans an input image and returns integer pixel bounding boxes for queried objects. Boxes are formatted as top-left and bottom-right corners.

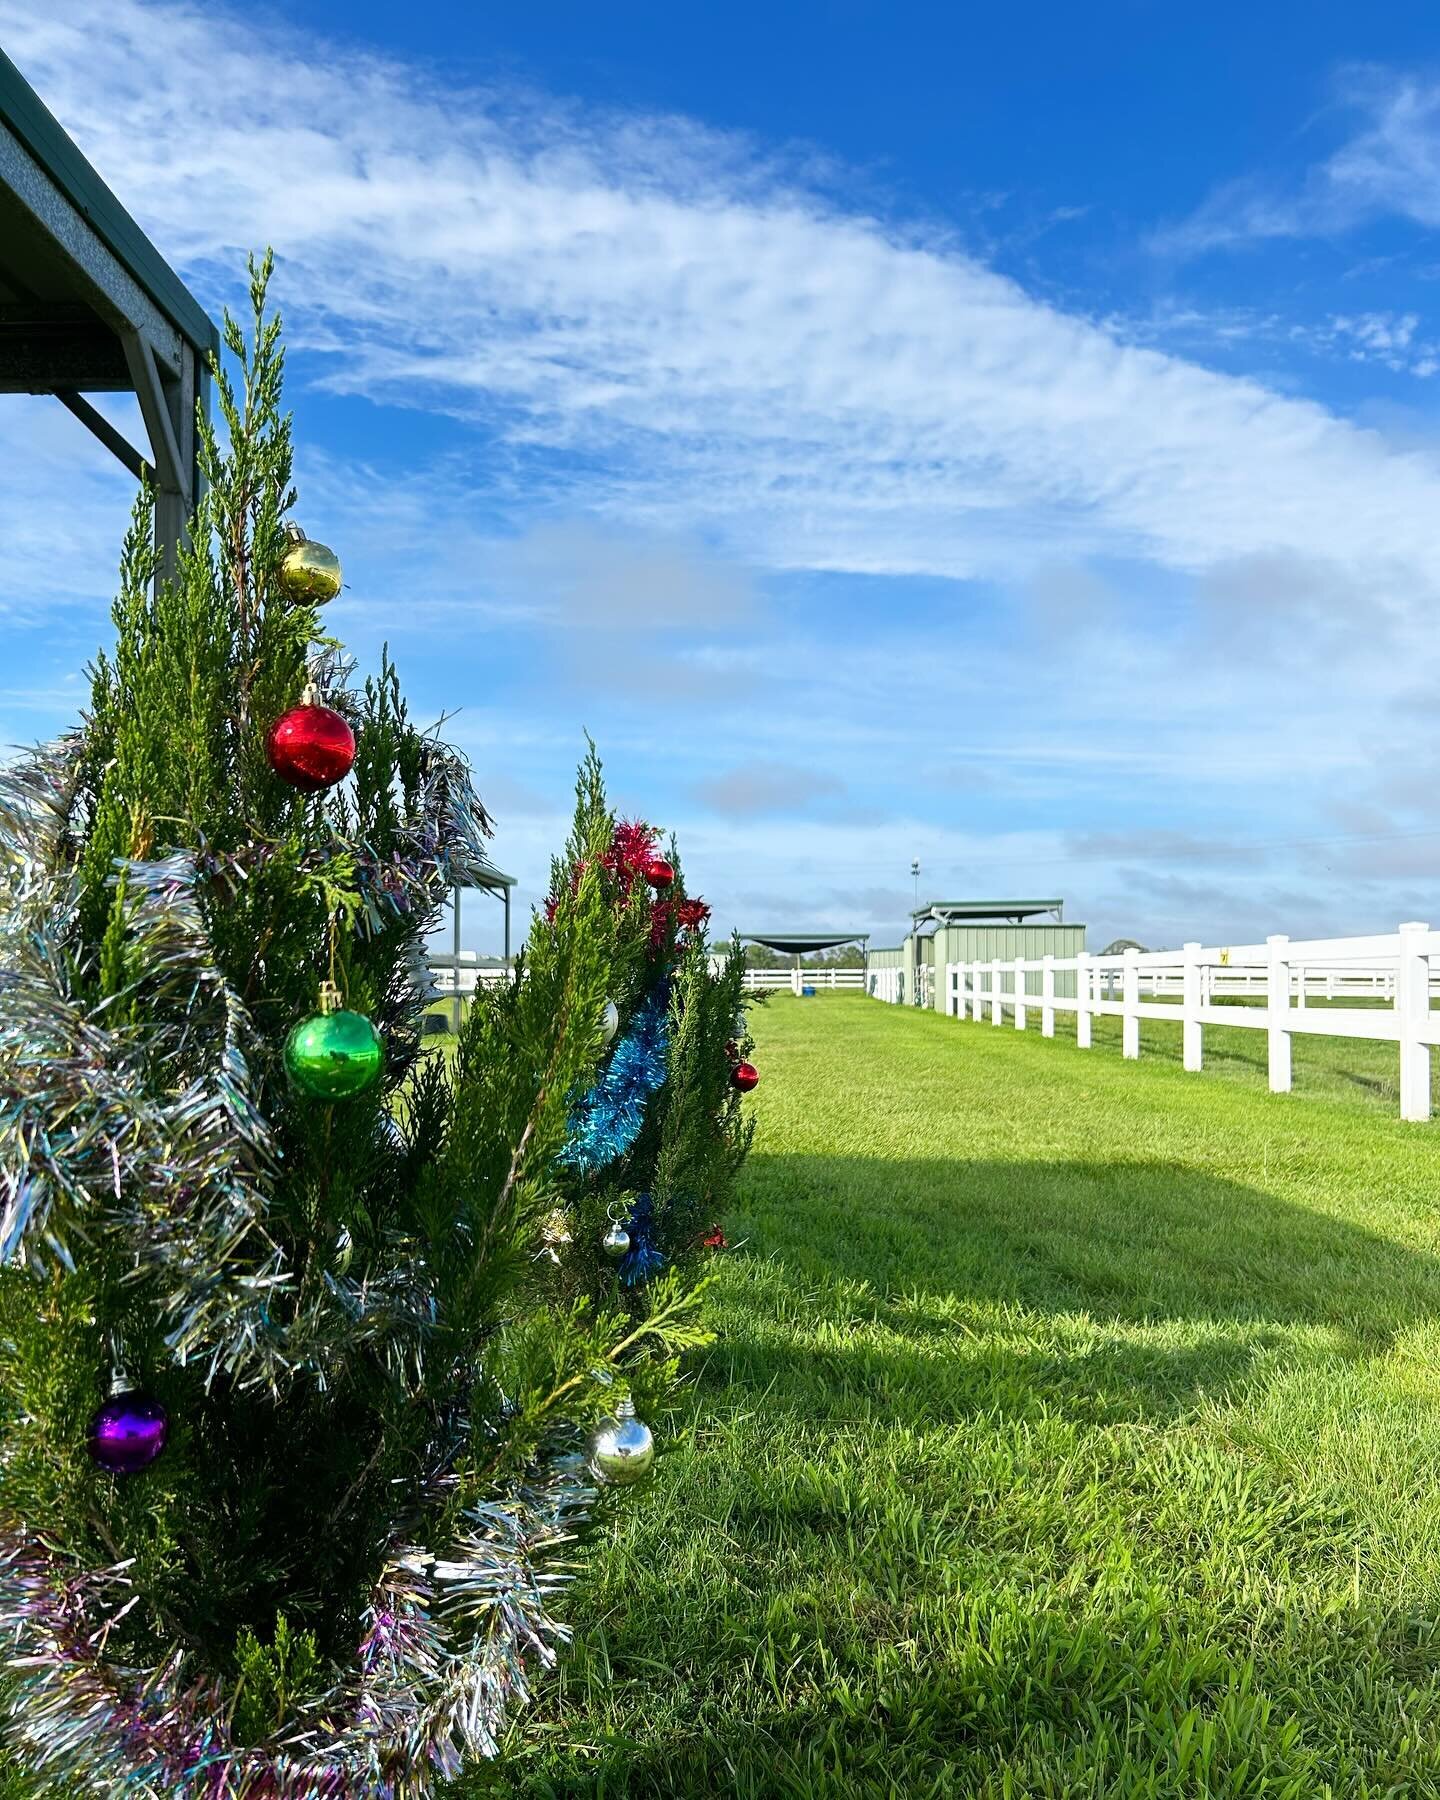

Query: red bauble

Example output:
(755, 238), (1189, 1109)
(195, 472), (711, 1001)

(731, 1061), (759, 1092)
(267, 701), (356, 793)
(643, 856), (675, 889)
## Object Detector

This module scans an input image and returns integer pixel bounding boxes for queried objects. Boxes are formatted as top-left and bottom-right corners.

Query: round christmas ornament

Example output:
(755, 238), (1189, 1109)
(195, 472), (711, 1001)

(601, 1221), (631, 1261)
(731, 1060), (760, 1092)
(589, 1396), (654, 1485)
(601, 999), (620, 1043)
(88, 1378), (168, 1476)
(642, 855), (674, 889)
(284, 981), (385, 1101)
(267, 683), (356, 793)
(278, 522), (343, 604)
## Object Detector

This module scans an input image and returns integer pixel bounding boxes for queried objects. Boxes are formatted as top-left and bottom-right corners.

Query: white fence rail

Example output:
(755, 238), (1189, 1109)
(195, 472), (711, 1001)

(435, 964), (869, 997)
(431, 966), (515, 994)
(870, 923), (1440, 1122)
(742, 968), (866, 992)
(872, 968), (904, 1005)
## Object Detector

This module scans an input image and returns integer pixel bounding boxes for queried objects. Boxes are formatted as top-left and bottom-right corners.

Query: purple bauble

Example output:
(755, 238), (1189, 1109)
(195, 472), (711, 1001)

(87, 1391), (169, 1475)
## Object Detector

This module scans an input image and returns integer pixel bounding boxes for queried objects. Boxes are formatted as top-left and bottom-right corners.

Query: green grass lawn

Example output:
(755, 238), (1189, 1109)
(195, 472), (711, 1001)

(474, 991), (1440, 1799)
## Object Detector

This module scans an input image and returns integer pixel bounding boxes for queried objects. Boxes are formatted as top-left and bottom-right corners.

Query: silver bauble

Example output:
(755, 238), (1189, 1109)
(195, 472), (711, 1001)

(601, 1222), (631, 1260)
(601, 999), (620, 1043)
(590, 1397), (655, 1485)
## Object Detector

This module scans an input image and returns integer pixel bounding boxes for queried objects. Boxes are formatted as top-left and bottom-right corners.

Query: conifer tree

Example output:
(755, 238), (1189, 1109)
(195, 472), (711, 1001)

(0, 259), (732, 1798)
(543, 792), (757, 1296)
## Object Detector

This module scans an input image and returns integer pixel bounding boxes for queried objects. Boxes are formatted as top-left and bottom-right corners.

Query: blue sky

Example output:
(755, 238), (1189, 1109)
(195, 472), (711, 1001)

(6, 0), (1440, 954)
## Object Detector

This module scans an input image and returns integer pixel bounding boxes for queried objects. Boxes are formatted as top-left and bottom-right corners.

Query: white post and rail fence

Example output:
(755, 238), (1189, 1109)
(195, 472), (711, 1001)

(435, 963), (868, 996)
(740, 967), (867, 993)
(863, 923), (1440, 1123)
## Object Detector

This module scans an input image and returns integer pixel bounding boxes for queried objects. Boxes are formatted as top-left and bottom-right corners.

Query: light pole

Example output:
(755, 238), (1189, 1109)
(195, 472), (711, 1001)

(911, 858), (920, 908)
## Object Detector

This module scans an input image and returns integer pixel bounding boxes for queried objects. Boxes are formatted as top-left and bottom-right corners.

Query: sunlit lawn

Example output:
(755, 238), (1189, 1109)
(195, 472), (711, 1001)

(472, 990), (1440, 1798)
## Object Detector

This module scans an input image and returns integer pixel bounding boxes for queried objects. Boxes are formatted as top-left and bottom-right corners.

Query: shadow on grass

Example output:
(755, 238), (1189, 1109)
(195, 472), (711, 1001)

(739, 1152), (1440, 1333)
(699, 1151), (1440, 1429)
(1049, 1002), (1413, 1107)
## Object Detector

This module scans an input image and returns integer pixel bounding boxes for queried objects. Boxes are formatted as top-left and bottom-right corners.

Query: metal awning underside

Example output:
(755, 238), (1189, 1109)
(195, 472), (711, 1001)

(740, 930), (871, 955)
(1, 48), (218, 575)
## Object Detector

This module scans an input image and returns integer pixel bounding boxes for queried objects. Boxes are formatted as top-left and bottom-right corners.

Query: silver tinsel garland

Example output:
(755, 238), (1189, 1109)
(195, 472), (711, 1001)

(0, 1447), (596, 1798)
(0, 712), (601, 1794)
(0, 739), (289, 1378)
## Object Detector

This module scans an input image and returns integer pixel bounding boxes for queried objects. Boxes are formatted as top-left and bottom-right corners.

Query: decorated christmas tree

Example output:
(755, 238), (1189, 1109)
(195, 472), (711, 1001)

(0, 259), (743, 1797)
(542, 795), (757, 1295)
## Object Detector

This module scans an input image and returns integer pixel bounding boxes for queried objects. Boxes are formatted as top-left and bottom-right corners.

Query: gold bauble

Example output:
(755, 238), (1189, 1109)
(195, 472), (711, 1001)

(279, 529), (343, 604)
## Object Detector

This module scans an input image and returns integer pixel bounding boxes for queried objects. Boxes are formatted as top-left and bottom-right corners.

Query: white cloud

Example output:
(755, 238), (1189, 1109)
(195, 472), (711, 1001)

(7, 2), (1440, 603)
(693, 760), (848, 819)
(1152, 68), (1440, 259)
(0, 396), (139, 621)
(9, 4), (1440, 949)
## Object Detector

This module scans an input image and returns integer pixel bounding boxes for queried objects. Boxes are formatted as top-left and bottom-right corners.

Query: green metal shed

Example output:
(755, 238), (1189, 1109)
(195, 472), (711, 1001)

(903, 900), (1086, 1014)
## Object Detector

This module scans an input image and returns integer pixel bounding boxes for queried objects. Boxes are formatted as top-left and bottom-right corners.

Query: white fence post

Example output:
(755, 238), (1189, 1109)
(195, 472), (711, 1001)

(991, 958), (1002, 1026)
(1041, 954), (1055, 1037)
(1397, 921), (1432, 1122)
(970, 960), (982, 1022)
(1182, 942), (1202, 1072)
(1122, 949), (1140, 1059)
(1076, 952), (1092, 1048)
(1014, 957), (1027, 1031)
(1267, 934), (1292, 1093)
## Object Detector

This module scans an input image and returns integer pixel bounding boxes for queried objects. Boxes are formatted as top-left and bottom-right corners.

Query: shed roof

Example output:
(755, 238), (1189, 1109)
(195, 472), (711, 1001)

(740, 929), (870, 954)
(912, 898), (1064, 924)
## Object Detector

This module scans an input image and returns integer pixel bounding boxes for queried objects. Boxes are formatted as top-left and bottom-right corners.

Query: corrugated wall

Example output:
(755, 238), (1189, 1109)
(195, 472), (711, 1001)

(932, 924), (1086, 1012)
(866, 944), (904, 1000)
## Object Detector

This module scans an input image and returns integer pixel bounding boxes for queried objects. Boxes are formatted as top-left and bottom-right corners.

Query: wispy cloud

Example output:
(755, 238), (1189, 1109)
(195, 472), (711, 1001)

(8, 4), (1440, 596)
(7, 4), (1440, 951)
(693, 761), (848, 819)
(1151, 67), (1440, 258)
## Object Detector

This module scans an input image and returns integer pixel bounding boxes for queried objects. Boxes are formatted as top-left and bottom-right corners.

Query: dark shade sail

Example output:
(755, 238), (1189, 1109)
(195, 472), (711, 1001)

(739, 930), (870, 955)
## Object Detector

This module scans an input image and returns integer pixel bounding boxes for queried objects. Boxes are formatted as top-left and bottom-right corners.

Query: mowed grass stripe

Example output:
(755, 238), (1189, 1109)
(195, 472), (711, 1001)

(476, 993), (1440, 1799)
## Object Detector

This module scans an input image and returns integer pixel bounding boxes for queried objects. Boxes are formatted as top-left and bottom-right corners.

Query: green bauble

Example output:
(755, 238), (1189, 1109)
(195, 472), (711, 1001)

(284, 1007), (385, 1100)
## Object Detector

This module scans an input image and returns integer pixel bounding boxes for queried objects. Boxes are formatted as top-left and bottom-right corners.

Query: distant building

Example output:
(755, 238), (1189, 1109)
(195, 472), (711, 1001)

(869, 898), (1087, 1012)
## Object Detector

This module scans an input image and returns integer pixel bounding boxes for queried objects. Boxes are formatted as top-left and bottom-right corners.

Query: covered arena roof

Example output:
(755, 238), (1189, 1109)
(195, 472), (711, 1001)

(739, 929), (870, 955)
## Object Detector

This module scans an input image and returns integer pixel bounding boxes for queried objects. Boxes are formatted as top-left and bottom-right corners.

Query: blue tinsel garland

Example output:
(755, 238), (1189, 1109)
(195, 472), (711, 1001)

(617, 1191), (667, 1287)
(559, 986), (669, 1175)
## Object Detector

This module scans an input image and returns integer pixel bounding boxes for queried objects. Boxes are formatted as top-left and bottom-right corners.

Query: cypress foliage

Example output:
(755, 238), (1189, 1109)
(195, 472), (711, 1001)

(0, 258), (722, 1797)
(545, 769), (757, 1304)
